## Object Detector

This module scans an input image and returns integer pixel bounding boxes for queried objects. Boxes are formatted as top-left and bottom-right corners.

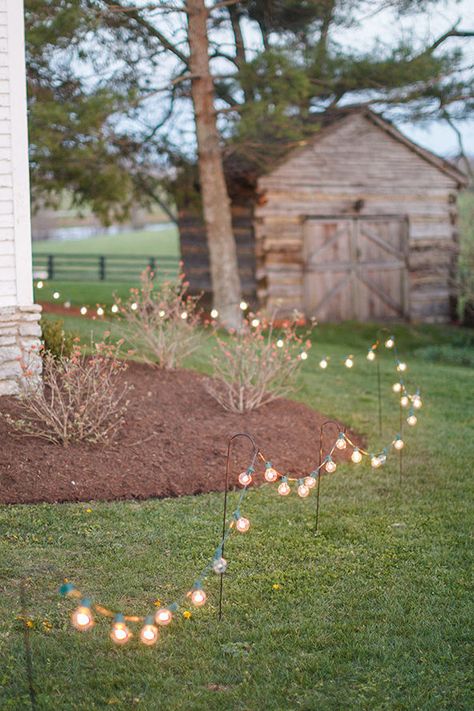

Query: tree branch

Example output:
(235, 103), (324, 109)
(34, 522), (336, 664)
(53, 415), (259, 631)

(428, 24), (474, 53)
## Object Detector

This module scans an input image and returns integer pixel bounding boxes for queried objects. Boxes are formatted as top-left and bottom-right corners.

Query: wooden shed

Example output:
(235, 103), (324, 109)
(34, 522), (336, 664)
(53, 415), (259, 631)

(178, 108), (468, 322)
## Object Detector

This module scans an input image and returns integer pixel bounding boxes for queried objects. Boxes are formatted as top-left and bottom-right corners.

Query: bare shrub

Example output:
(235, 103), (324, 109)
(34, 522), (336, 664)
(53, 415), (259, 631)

(115, 268), (202, 369)
(3, 339), (130, 446)
(206, 314), (312, 413)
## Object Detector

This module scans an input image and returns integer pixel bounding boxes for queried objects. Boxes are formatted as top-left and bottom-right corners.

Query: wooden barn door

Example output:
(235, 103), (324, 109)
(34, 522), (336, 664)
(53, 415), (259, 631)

(303, 216), (408, 321)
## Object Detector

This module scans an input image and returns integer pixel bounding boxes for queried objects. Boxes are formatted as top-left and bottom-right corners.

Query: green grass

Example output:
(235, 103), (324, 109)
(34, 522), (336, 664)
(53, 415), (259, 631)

(1, 322), (473, 710)
(32, 226), (179, 257)
(35, 281), (141, 308)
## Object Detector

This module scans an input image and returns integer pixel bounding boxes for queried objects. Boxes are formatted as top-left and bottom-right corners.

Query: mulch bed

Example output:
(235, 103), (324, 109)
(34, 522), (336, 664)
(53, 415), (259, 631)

(0, 364), (362, 505)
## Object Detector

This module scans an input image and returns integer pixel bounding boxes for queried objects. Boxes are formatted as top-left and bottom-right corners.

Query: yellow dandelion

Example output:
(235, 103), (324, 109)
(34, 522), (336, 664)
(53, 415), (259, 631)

(272, 583), (281, 591)
(153, 599), (161, 607)
(183, 610), (192, 620)
(85, 508), (92, 514)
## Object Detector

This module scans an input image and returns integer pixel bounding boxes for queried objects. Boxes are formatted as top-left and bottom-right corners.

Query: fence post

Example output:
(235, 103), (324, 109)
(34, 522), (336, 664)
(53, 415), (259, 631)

(148, 257), (156, 275)
(47, 255), (54, 281)
(99, 256), (106, 281)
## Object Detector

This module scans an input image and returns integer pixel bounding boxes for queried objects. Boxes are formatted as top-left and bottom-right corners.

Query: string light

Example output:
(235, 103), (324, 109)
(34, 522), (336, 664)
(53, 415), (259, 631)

(235, 516), (250, 533)
(407, 412), (417, 426)
(344, 355), (354, 368)
(180, 311), (188, 320)
(239, 301), (248, 311)
(139, 616), (159, 646)
(392, 382), (402, 393)
(110, 614), (131, 645)
(264, 462), (278, 483)
(111, 304), (119, 314)
(64, 301), (71, 309)
(412, 394), (422, 409)
(71, 599), (94, 631)
(297, 480), (310, 498)
(36, 280), (44, 289)
(351, 448), (362, 463)
(159, 310), (166, 318)
(53, 291), (60, 300)
(397, 361), (407, 372)
(325, 456), (336, 473)
(300, 351), (308, 360)
(278, 477), (291, 496)
(385, 336), (395, 348)
(379, 452), (387, 465)
(80, 306), (87, 316)
(304, 474), (317, 489)
(131, 302), (138, 311)
(276, 339), (284, 348)
(212, 556), (227, 574)
(238, 468), (253, 487)
(251, 318), (260, 327)
(210, 308), (219, 319)
(394, 436), (404, 450)
(319, 357), (329, 369)
(97, 307), (104, 316)
(336, 433), (347, 450)
(371, 455), (381, 468)
(367, 348), (376, 361)
(155, 608), (173, 626)
(400, 395), (409, 407)
(190, 587), (207, 607)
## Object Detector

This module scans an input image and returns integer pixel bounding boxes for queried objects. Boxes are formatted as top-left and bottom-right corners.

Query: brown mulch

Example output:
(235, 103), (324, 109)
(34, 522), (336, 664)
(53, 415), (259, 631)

(0, 364), (362, 505)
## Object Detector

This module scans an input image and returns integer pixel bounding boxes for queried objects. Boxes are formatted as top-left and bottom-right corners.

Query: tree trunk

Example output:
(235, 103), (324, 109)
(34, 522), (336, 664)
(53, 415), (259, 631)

(186, 0), (242, 330)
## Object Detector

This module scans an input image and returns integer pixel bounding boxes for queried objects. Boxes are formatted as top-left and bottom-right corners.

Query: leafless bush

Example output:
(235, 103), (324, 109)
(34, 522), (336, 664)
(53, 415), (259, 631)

(3, 339), (130, 446)
(206, 313), (312, 413)
(115, 268), (202, 369)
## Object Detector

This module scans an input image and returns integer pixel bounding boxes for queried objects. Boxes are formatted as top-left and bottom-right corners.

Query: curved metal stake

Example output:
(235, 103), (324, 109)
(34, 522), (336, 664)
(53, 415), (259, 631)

(315, 419), (343, 534)
(218, 432), (259, 621)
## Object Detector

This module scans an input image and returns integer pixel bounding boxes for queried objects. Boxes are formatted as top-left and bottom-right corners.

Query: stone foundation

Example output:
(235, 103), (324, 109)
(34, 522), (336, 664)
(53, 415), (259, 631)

(0, 304), (42, 396)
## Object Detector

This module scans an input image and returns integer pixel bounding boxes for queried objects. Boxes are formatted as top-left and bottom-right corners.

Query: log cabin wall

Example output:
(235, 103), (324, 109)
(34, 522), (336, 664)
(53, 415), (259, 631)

(255, 111), (466, 323)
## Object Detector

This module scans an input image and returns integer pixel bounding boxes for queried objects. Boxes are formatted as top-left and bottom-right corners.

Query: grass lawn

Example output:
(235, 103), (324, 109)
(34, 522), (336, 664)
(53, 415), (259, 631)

(32, 226), (180, 257)
(1, 321), (473, 710)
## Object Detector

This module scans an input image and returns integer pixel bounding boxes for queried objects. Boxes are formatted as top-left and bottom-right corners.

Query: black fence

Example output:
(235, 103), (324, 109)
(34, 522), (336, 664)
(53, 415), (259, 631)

(32, 253), (180, 282)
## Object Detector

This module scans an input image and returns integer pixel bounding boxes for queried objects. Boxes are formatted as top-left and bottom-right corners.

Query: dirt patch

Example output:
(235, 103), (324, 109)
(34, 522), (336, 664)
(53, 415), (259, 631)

(0, 364), (362, 505)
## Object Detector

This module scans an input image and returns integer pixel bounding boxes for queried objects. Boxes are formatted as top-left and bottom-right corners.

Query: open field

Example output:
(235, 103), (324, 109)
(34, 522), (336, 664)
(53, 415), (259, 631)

(1, 322), (473, 710)
(32, 226), (180, 257)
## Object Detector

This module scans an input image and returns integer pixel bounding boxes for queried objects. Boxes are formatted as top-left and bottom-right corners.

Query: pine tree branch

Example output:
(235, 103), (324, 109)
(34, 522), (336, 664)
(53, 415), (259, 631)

(428, 24), (474, 53)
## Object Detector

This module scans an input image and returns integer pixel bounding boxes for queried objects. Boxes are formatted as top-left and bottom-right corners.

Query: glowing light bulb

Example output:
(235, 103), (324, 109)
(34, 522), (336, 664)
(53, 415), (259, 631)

(97, 307), (104, 316)
(297, 483), (310, 498)
(367, 349), (376, 361)
(53, 291), (60, 300)
(180, 311), (188, 320)
(351, 448), (362, 463)
(111, 304), (119, 314)
(392, 382), (402, 393)
(36, 280), (43, 289)
(319, 358), (328, 369)
(397, 361), (407, 372)
(155, 608), (173, 626)
(385, 337), (395, 349)
(336, 434), (346, 450)
(64, 301), (71, 309)
(236, 516), (250, 533)
(344, 356), (354, 368)
(238, 469), (253, 487)
(213, 557), (227, 574)
(264, 463), (278, 483)
(300, 351), (308, 360)
(71, 599), (94, 631)
(140, 616), (159, 646)
(110, 615), (131, 645)
(394, 437), (404, 450)
(190, 588), (207, 607)
(251, 318), (260, 327)
(80, 306), (87, 316)
(400, 395), (409, 407)
(210, 308), (219, 318)
(239, 301), (248, 311)
(371, 456), (381, 468)
(131, 302), (138, 311)
(407, 414), (417, 426)
(276, 339), (284, 348)
(278, 480), (290, 496)
(413, 395), (422, 409)
(159, 310), (165, 318)
(304, 475), (317, 489)
(325, 458), (336, 473)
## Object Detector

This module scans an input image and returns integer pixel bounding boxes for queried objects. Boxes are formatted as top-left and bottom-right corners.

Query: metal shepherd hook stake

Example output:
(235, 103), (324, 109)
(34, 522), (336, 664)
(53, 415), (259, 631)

(315, 419), (344, 533)
(218, 432), (259, 621)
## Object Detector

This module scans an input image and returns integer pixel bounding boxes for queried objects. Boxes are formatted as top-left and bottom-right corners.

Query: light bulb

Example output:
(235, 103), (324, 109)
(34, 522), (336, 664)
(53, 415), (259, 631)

(297, 483), (310, 498)
(236, 516), (250, 533)
(140, 617), (159, 646)
(304, 475), (317, 489)
(159, 310), (166, 318)
(180, 311), (188, 320)
(110, 615), (131, 645)
(71, 599), (94, 631)
(155, 608), (173, 626)
(351, 448), (362, 463)
(336, 434), (346, 450)
(379, 453), (387, 465)
(300, 351), (308, 360)
(319, 358), (328, 369)
(210, 308), (219, 319)
(325, 458), (336, 473)
(36, 280), (43, 289)
(367, 350), (376, 361)
(385, 337), (395, 348)
(53, 291), (60, 300)
(413, 396), (422, 409)
(276, 339), (284, 348)
(397, 362), (407, 372)
(213, 557), (227, 574)
(278, 481), (290, 496)
(400, 395), (409, 407)
(111, 304), (119, 314)
(97, 307), (104, 316)
(239, 301), (248, 311)
(264, 464), (278, 483)
(80, 306), (87, 315)
(392, 382), (402, 393)
(371, 456), (381, 468)
(394, 437), (404, 450)
(190, 588), (207, 607)
(131, 302), (138, 311)
(407, 414), (417, 426)
(251, 318), (260, 327)
(238, 470), (252, 487)
(344, 356), (354, 368)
